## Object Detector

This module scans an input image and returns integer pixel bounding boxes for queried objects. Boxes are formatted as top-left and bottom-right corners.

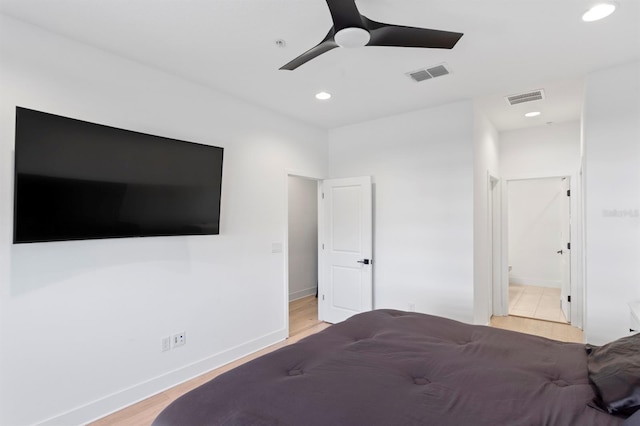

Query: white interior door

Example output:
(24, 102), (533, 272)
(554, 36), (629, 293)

(319, 176), (372, 324)
(560, 178), (571, 322)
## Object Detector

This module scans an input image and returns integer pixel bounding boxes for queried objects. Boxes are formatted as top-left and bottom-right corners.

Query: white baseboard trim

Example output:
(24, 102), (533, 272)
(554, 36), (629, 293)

(509, 275), (561, 288)
(289, 286), (317, 302)
(38, 328), (288, 426)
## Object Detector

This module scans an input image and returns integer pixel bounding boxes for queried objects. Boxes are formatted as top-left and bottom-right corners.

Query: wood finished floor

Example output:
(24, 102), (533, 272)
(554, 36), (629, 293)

(490, 314), (583, 343)
(289, 294), (322, 335)
(90, 296), (582, 425)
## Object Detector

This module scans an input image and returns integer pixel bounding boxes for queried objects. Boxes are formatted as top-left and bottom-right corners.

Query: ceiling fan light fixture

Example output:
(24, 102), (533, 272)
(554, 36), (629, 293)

(582, 3), (616, 22)
(334, 27), (370, 48)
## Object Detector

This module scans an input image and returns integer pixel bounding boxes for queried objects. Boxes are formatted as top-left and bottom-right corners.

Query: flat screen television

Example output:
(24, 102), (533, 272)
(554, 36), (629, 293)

(13, 107), (224, 243)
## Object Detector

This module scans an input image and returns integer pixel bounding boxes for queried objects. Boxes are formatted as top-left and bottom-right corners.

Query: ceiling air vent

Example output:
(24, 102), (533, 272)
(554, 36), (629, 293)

(504, 89), (545, 106)
(407, 64), (451, 82)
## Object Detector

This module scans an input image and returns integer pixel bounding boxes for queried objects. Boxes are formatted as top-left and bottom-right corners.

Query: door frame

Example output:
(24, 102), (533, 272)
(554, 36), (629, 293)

(560, 177), (572, 321)
(284, 170), (324, 338)
(499, 172), (583, 328)
(488, 173), (504, 317)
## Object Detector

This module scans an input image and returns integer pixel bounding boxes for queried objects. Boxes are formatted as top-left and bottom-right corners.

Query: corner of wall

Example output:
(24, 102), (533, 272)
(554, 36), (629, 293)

(472, 107), (500, 325)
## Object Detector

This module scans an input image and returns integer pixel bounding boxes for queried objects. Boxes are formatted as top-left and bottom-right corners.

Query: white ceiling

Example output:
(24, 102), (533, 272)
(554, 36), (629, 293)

(1, 0), (639, 130)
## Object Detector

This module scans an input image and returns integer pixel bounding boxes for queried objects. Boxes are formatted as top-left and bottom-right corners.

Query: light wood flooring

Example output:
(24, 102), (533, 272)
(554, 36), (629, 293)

(490, 314), (583, 343)
(509, 284), (568, 323)
(91, 296), (582, 425)
(289, 294), (322, 335)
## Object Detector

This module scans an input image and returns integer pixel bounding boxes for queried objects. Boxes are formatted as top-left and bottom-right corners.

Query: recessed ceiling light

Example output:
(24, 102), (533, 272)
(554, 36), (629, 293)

(315, 92), (331, 100)
(582, 3), (616, 22)
(525, 111), (541, 118)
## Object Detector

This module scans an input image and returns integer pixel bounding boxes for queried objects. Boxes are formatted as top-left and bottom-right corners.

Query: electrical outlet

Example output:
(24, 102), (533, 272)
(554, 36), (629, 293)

(408, 303), (416, 312)
(173, 332), (186, 348)
(161, 336), (171, 352)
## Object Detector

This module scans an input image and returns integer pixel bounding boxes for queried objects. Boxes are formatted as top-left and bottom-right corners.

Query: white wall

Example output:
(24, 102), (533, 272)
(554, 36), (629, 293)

(288, 176), (318, 301)
(583, 60), (640, 345)
(500, 121), (581, 176)
(0, 15), (327, 425)
(329, 101), (475, 323)
(473, 109), (500, 324)
(508, 178), (564, 288)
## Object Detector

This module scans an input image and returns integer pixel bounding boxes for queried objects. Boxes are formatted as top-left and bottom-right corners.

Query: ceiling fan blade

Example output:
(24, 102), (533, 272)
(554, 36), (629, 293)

(325, 0), (364, 31)
(363, 17), (463, 49)
(280, 30), (338, 71)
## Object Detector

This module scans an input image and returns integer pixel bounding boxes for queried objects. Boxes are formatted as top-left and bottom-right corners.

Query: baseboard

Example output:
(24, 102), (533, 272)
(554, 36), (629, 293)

(508, 275), (561, 288)
(38, 328), (288, 426)
(289, 286), (317, 302)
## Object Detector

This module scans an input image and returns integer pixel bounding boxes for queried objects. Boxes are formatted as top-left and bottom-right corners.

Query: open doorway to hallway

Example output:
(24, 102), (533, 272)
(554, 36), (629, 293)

(287, 175), (320, 335)
(507, 177), (571, 324)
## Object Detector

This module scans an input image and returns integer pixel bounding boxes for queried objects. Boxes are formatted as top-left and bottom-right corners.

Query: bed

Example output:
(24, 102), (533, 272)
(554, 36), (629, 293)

(153, 309), (639, 426)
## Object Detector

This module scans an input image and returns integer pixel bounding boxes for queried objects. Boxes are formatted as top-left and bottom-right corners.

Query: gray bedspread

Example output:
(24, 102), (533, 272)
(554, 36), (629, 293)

(153, 309), (623, 426)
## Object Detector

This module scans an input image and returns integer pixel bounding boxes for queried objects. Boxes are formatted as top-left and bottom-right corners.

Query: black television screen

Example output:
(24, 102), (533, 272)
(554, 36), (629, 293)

(13, 107), (223, 243)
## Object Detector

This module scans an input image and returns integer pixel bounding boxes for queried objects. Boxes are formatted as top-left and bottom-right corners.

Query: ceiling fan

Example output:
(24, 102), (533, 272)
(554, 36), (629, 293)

(280, 0), (463, 71)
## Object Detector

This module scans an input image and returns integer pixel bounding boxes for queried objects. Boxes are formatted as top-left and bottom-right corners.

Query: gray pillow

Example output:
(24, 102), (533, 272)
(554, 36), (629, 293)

(586, 333), (640, 417)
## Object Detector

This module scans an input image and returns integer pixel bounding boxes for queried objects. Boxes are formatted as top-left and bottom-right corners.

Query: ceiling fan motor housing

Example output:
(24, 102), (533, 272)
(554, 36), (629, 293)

(335, 27), (371, 48)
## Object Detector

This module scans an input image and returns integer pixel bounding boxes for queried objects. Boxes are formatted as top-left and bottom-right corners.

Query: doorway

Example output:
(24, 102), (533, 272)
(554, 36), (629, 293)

(287, 175), (321, 336)
(285, 174), (374, 334)
(506, 177), (570, 323)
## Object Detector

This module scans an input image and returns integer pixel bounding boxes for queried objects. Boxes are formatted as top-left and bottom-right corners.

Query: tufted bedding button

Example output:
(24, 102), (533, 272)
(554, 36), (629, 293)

(288, 369), (303, 376)
(552, 379), (569, 387)
(413, 377), (431, 385)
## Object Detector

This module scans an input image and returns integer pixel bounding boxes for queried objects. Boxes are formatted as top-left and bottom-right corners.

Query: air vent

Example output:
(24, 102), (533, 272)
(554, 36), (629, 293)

(409, 70), (432, 82)
(407, 63), (451, 82)
(505, 89), (545, 106)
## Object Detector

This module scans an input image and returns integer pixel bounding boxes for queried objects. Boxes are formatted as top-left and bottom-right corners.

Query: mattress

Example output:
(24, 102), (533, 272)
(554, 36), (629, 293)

(153, 309), (623, 426)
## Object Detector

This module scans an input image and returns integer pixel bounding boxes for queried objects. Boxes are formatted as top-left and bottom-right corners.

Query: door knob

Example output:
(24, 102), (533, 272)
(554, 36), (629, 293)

(357, 259), (371, 265)
(556, 250), (563, 254)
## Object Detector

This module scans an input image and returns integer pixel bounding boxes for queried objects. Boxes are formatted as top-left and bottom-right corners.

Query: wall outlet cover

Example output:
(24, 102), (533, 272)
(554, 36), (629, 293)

(173, 332), (186, 347)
